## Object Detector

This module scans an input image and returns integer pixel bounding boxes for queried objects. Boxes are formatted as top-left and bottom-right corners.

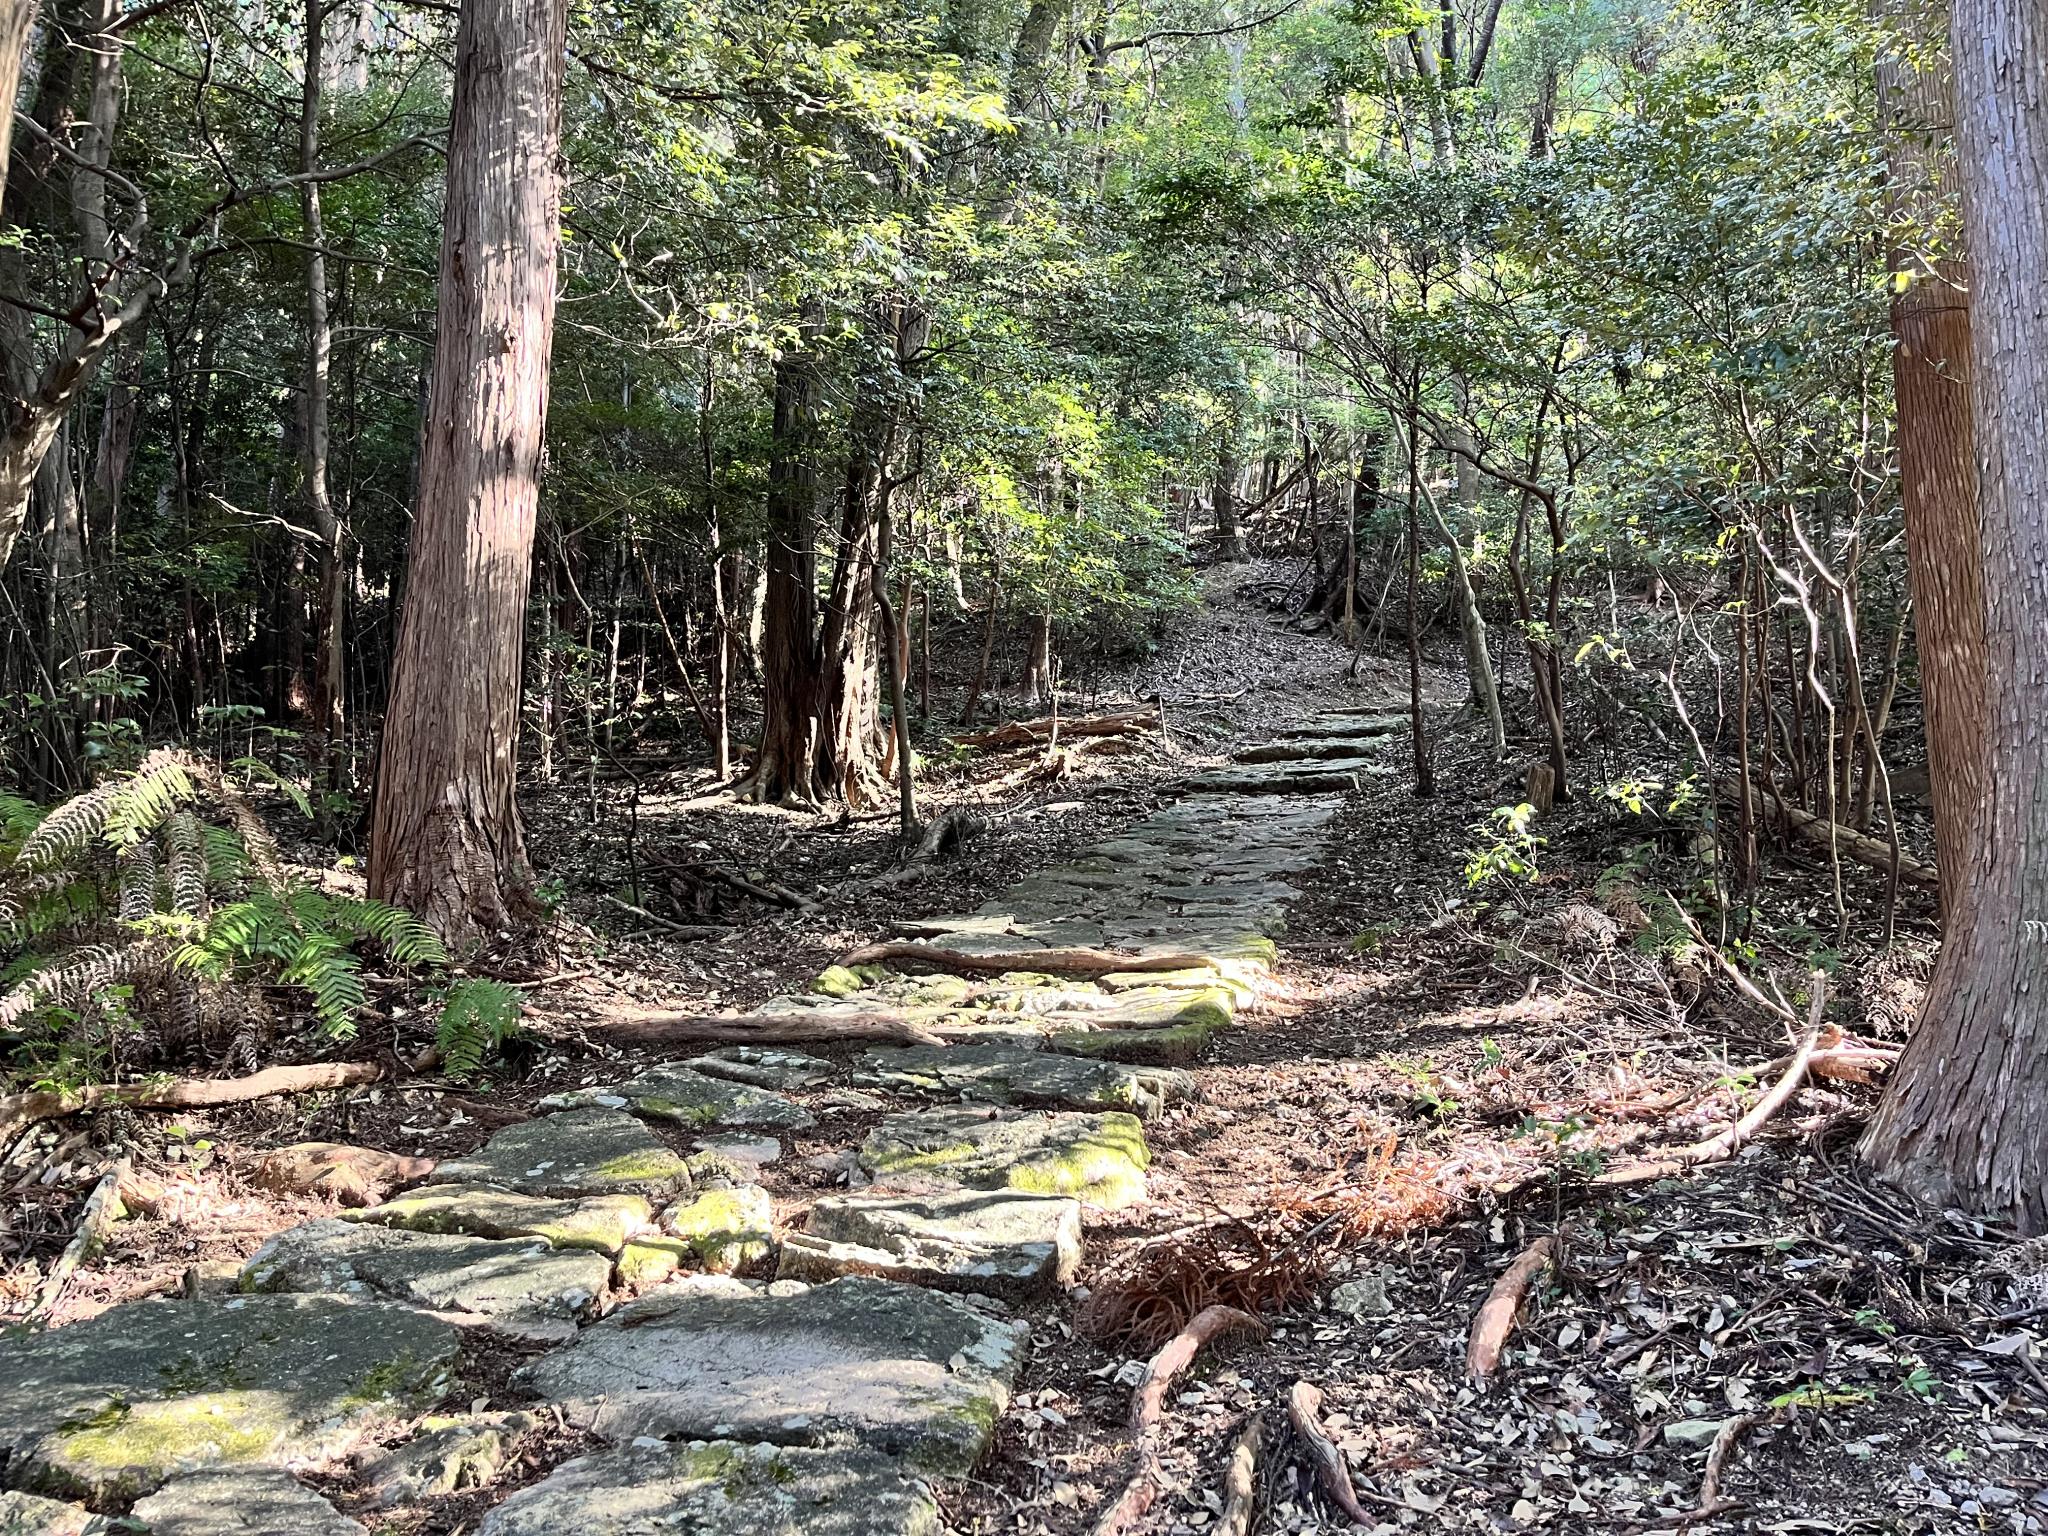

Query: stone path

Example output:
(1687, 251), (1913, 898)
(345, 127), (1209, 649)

(0, 712), (1399, 1534)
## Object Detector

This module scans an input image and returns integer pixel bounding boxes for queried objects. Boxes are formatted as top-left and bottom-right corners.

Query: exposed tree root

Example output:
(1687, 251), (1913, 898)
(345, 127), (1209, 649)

(1, 1060), (384, 1148)
(603, 1008), (948, 1049)
(1131, 1304), (1268, 1431)
(1089, 1453), (1162, 1536)
(953, 707), (1159, 750)
(1466, 1234), (1559, 1383)
(1644, 1409), (1781, 1527)
(1287, 1380), (1374, 1526)
(1217, 1412), (1266, 1536)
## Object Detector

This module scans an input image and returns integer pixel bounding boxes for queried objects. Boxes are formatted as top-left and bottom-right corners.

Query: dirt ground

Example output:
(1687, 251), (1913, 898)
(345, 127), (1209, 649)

(6, 565), (2044, 1534)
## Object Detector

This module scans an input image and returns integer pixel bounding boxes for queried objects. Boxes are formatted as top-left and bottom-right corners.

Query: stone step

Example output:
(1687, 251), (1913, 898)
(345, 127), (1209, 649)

(521, 1274), (1025, 1476)
(346, 1181), (651, 1255)
(1276, 711), (1407, 738)
(133, 1468), (366, 1535)
(1233, 734), (1396, 764)
(849, 1041), (1195, 1120)
(428, 1108), (692, 1202)
(540, 1064), (815, 1132)
(779, 1189), (1082, 1301)
(858, 1107), (1149, 1208)
(477, 1439), (941, 1536)
(239, 1219), (609, 1342)
(0, 1294), (458, 1501)
(1183, 760), (1393, 794)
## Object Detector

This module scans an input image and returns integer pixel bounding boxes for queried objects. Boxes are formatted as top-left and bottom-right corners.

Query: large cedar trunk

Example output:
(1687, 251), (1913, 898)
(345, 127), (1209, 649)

(1860, 0), (2048, 1230)
(368, 0), (566, 946)
(1878, 0), (1983, 896)
(750, 330), (826, 804)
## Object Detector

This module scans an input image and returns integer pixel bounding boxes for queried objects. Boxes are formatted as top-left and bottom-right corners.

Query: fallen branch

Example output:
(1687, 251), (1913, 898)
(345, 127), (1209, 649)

(953, 708), (1159, 751)
(912, 807), (987, 863)
(603, 1008), (947, 1049)
(601, 894), (731, 939)
(1132, 1304), (1267, 1431)
(25, 1161), (128, 1326)
(1089, 1454), (1162, 1536)
(1466, 1234), (1559, 1383)
(839, 941), (1230, 979)
(1218, 1412), (1266, 1536)
(1663, 892), (1799, 1025)
(1597, 982), (1826, 1186)
(1646, 1409), (1780, 1527)
(1718, 776), (1938, 887)
(1286, 1380), (1373, 1527)
(1, 1060), (383, 1148)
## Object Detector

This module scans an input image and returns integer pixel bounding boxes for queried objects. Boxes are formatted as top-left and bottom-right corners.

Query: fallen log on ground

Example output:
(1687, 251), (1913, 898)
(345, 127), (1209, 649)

(1, 1060), (384, 1148)
(1286, 1380), (1374, 1526)
(1719, 775), (1939, 887)
(1131, 1304), (1267, 1431)
(837, 941), (1230, 979)
(1466, 1234), (1559, 1382)
(603, 1008), (948, 1049)
(953, 708), (1160, 751)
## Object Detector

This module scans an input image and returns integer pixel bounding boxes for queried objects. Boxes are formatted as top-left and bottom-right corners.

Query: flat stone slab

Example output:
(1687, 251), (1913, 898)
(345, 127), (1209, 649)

(850, 1043), (1193, 1120)
(428, 1109), (691, 1201)
(0, 1493), (113, 1535)
(0, 1294), (456, 1501)
(541, 1066), (813, 1132)
(477, 1440), (940, 1536)
(686, 1045), (836, 1090)
(345, 1182), (651, 1255)
(354, 1411), (537, 1509)
(1234, 735), (1395, 763)
(522, 1275), (1025, 1475)
(620, 1186), (775, 1284)
(859, 1107), (1149, 1209)
(780, 1191), (1080, 1301)
(240, 1220), (609, 1341)
(130, 1467), (364, 1535)
(1184, 761), (1391, 794)
(1276, 713), (1406, 738)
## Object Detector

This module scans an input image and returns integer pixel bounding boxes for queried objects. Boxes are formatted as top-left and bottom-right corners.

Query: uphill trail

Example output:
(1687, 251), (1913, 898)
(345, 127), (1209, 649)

(0, 703), (1412, 1534)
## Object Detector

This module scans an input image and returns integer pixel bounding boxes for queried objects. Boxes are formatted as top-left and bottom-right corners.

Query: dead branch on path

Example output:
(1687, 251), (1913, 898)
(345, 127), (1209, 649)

(1466, 1234), (1559, 1383)
(1089, 1453), (1163, 1536)
(25, 1161), (128, 1326)
(1643, 1410), (1782, 1528)
(601, 893), (731, 939)
(1, 1060), (383, 1148)
(1131, 1304), (1267, 1431)
(1217, 1412), (1266, 1536)
(952, 707), (1159, 751)
(1287, 1380), (1374, 1527)
(911, 807), (987, 862)
(838, 940), (1228, 979)
(601, 1008), (947, 1049)
(1595, 981), (1826, 1187)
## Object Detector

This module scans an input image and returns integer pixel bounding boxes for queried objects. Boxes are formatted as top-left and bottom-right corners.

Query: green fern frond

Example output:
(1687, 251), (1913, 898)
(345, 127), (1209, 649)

(0, 874), (104, 944)
(163, 811), (211, 916)
(201, 824), (247, 886)
(0, 793), (44, 849)
(331, 898), (449, 969)
(118, 841), (159, 921)
(435, 978), (522, 1082)
(100, 748), (201, 850)
(0, 942), (156, 1027)
(280, 931), (367, 1037)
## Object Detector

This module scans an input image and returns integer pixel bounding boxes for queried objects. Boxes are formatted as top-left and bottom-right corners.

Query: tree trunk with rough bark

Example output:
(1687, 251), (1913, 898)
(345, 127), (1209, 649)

(368, 0), (566, 947)
(749, 322), (824, 803)
(1878, 0), (1984, 897)
(1860, 0), (2048, 1232)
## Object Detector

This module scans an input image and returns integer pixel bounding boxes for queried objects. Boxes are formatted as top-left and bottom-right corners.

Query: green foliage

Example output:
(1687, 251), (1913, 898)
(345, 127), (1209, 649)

(434, 979), (524, 1082)
(1464, 804), (1545, 887)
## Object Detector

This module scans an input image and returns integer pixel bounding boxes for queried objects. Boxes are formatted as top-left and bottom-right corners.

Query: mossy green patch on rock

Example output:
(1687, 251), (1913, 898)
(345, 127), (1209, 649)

(541, 1066), (814, 1133)
(859, 1107), (1149, 1209)
(812, 965), (867, 998)
(1046, 1021), (1221, 1065)
(345, 1183), (650, 1255)
(0, 1295), (456, 1502)
(426, 1108), (691, 1200)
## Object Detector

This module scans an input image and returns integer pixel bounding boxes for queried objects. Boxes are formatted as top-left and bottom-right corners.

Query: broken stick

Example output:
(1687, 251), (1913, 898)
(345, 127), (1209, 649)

(25, 1161), (128, 1326)
(1466, 1234), (1559, 1383)
(1286, 1380), (1374, 1527)
(1131, 1304), (1267, 1431)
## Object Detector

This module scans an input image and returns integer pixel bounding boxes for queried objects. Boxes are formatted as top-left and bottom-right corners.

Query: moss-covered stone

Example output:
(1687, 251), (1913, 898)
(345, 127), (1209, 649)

(0, 1295), (456, 1502)
(476, 1439), (940, 1536)
(426, 1109), (691, 1201)
(1046, 1021), (1221, 1065)
(811, 965), (867, 998)
(859, 1107), (1149, 1209)
(541, 1066), (813, 1132)
(0, 1491), (113, 1536)
(849, 1042), (1194, 1120)
(343, 1182), (650, 1255)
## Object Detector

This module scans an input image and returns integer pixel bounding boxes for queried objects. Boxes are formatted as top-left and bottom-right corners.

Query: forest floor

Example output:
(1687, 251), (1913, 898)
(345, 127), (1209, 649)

(6, 565), (2046, 1535)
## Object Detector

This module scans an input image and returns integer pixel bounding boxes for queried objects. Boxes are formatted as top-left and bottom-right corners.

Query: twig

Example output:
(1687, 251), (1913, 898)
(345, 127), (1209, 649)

(600, 894), (731, 938)
(1646, 1409), (1780, 1527)
(1466, 1234), (1559, 1382)
(1286, 1380), (1373, 1526)
(1662, 891), (1799, 1025)
(24, 1161), (128, 1327)
(1089, 1454), (1162, 1536)
(1132, 1304), (1267, 1431)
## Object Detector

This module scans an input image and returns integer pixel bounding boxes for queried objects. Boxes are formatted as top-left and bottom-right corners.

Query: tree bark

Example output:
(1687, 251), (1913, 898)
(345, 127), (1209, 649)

(0, 1), (39, 199)
(1877, 0), (1984, 898)
(748, 311), (825, 803)
(368, 0), (567, 947)
(1860, 0), (2048, 1232)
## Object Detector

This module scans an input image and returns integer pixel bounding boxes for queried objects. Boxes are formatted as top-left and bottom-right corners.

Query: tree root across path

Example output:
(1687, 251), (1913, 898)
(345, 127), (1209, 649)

(602, 1008), (948, 1049)
(0, 1060), (384, 1149)
(1466, 1235), (1560, 1383)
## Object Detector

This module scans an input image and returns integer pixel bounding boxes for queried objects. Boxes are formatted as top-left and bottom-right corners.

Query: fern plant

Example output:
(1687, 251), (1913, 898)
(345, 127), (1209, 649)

(2, 749), (516, 1079)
